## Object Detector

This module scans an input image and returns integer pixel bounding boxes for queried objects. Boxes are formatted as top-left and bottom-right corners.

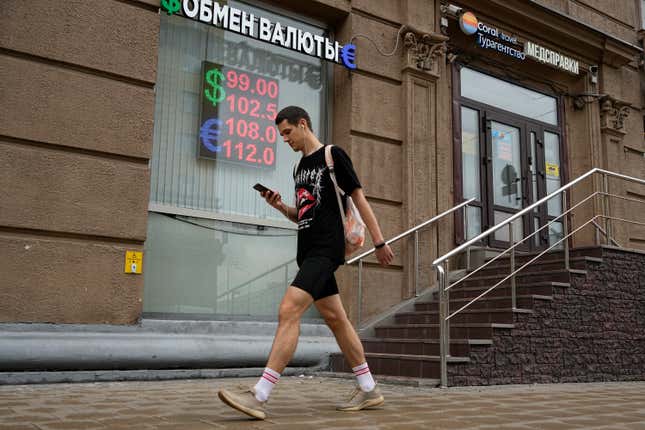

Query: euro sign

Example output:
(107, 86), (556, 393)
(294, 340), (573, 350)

(200, 118), (222, 153)
(340, 44), (357, 70)
(161, 0), (181, 15)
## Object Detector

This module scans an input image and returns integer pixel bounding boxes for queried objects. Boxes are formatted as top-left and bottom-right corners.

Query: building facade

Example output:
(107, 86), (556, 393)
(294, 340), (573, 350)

(1, 0), (644, 332)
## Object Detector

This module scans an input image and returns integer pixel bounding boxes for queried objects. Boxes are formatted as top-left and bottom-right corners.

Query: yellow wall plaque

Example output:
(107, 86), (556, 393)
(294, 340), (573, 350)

(124, 251), (143, 274)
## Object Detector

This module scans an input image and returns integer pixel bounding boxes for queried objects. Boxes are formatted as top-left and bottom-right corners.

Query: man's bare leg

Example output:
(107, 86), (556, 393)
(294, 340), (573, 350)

(265, 286), (314, 373)
(314, 294), (365, 368)
(315, 294), (383, 411)
(218, 286), (313, 419)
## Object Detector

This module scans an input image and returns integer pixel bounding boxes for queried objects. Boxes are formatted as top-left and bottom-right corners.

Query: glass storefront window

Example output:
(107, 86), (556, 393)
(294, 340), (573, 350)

(461, 107), (481, 201)
(151, 3), (327, 223)
(143, 213), (319, 319)
(145, 2), (329, 319)
(461, 68), (558, 125)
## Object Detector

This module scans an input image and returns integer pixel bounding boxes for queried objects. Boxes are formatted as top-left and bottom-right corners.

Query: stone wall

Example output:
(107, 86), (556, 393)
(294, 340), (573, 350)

(0, 0), (159, 324)
(449, 247), (645, 385)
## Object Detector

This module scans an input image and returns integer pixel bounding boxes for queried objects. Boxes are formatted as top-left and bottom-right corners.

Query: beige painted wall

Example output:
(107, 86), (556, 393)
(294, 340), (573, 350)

(0, 0), (159, 324)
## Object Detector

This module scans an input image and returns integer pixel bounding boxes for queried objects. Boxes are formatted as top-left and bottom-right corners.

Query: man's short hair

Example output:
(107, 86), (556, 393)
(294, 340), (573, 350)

(275, 106), (313, 132)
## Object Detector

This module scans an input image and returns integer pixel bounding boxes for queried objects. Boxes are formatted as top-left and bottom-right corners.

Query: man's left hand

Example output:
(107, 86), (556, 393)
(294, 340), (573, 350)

(375, 244), (394, 266)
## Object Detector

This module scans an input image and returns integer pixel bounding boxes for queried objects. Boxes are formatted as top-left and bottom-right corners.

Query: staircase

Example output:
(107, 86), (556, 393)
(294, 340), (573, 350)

(330, 246), (645, 385)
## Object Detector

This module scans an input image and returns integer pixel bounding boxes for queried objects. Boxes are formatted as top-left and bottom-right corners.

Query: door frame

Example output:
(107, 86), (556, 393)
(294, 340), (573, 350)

(452, 63), (566, 251)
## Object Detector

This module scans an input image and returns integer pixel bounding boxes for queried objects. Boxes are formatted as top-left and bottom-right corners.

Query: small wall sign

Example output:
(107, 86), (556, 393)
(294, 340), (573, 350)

(124, 251), (143, 274)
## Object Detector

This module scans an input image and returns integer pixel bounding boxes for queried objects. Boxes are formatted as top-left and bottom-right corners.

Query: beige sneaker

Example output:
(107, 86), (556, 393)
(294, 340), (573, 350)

(217, 386), (267, 420)
(336, 386), (384, 411)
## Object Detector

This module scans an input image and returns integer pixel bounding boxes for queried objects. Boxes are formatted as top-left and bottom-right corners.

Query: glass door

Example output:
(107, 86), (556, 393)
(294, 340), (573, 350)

(526, 126), (564, 250)
(485, 115), (529, 249)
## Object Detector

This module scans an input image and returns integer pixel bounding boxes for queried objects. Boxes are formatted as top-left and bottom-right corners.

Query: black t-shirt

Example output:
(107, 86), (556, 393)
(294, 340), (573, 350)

(294, 145), (361, 266)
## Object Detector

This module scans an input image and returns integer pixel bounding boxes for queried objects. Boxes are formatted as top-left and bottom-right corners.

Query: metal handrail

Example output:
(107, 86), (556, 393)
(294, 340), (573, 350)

(347, 198), (477, 264)
(433, 168), (645, 388)
(447, 215), (598, 321)
(446, 191), (600, 293)
(591, 220), (621, 247)
(432, 168), (645, 267)
(346, 198), (476, 326)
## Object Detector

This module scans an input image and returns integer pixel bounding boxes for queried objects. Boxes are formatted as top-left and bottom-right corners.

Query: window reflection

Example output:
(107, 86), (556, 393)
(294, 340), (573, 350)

(461, 107), (481, 201)
(461, 68), (557, 125)
(492, 122), (522, 209)
(548, 221), (564, 250)
(493, 212), (524, 242)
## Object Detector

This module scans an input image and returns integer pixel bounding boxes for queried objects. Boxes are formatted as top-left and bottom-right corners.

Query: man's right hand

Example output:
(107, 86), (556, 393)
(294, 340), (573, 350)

(261, 190), (283, 212)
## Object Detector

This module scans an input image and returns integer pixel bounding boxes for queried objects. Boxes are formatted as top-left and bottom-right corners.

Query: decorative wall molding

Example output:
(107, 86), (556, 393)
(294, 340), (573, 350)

(599, 95), (631, 135)
(402, 26), (448, 76)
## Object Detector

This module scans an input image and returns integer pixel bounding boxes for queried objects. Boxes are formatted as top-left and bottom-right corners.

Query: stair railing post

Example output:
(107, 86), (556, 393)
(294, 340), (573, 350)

(357, 259), (363, 327)
(603, 173), (612, 245)
(414, 230), (419, 297)
(437, 262), (449, 388)
(509, 223), (516, 310)
(563, 191), (570, 271)
(464, 206), (471, 271)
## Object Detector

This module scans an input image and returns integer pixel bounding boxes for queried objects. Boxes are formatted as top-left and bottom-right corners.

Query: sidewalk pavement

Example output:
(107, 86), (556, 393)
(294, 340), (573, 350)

(1, 376), (644, 430)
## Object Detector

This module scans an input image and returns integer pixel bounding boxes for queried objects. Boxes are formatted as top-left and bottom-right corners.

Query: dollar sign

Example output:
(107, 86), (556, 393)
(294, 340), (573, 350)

(205, 69), (226, 107)
(161, 0), (181, 15)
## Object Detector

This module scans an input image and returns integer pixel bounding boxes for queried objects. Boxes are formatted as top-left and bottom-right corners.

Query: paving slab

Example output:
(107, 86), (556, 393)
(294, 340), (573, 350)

(0, 376), (643, 429)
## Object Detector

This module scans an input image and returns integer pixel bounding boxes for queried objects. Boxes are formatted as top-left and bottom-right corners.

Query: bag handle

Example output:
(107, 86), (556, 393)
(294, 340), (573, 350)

(324, 145), (348, 226)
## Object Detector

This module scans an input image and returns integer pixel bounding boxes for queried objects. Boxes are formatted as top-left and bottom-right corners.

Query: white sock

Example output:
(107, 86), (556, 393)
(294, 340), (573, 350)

(253, 367), (280, 402)
(352, 362), (376, 392)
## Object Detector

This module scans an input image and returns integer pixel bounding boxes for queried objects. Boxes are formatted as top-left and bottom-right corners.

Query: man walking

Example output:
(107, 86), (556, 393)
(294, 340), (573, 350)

(218, 106), (394, 419)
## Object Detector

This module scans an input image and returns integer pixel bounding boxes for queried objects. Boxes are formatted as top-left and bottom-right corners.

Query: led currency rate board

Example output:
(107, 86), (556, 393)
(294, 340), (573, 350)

(199, 61), (279, 169)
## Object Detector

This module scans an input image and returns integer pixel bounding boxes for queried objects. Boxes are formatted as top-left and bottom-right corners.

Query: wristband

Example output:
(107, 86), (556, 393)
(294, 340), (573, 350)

(374, 242), (386, 249)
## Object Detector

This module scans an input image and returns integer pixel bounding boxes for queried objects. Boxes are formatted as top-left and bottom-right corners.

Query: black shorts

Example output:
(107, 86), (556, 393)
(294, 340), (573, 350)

(291, 256), (340, 301)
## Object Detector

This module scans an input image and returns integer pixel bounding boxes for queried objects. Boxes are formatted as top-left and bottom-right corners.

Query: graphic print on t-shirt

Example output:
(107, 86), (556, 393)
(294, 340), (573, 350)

(295, 166), (326, 230)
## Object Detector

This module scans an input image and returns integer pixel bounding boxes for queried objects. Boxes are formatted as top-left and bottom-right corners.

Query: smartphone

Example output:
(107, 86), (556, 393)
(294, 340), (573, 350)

(253, 183), (271, 193)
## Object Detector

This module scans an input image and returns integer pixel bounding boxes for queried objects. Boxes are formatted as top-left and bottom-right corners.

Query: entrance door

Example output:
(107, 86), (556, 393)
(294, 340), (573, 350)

(485, 115), (529, 249)
(456, 66), (564, 252)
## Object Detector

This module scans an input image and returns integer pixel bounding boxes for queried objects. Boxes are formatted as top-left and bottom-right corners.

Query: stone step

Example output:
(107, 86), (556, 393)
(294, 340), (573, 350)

(483, 247), (603, 265)
(395, 308), (532, 325)
(483, 253), (601, 268)
(329, 352), (469, 379)
(375, 323), (514, 340)
(472, 257), (596, 277)
(432, 282), (568, 300)
(455, 269), (580, 288)
(361, 338), (491, 357)
(414, 294), (553, 311)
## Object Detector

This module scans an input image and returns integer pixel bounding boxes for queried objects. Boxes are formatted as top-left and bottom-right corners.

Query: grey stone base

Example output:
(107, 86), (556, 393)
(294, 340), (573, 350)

(0, 366), (328, 385)
(0, 319), (339, 373)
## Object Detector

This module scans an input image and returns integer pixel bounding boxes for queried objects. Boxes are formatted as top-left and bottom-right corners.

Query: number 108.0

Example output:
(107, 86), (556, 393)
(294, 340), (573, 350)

(221, 141), (275, 166)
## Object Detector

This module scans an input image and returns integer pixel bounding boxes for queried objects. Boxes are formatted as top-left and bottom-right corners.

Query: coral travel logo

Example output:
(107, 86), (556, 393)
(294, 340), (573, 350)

(459, 12), (478, 35)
